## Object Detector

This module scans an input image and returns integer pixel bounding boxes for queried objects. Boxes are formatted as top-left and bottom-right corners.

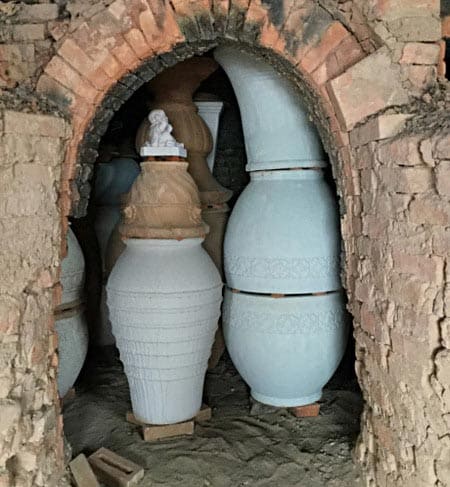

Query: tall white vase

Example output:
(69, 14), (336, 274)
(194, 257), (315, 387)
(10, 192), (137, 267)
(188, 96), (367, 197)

(224, 169), (341, 294)
(107, 238), (222, 424)
(214, 46), (326, 171)
(195, 99), (224, 172)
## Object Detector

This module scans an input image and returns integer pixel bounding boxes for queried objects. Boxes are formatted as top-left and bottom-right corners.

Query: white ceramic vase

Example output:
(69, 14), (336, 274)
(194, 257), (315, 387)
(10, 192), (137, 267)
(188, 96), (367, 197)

(60, 228), (85, 308)
(223, 289), (348, 406)
(55, 306), (89, 397)
(224, 169), (341, 294)
(195, 99), (224, 172)
(107, 238), (223, 424)
(214, 46), (326, 171)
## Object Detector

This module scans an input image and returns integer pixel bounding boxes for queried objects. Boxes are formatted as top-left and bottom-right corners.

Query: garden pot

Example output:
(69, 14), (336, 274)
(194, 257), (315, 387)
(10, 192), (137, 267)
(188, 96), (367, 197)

(224, 169), (341, 294)
(222, 288), (348, 406)
(107, 238), (223, 424)
(55, 305), (89, 397)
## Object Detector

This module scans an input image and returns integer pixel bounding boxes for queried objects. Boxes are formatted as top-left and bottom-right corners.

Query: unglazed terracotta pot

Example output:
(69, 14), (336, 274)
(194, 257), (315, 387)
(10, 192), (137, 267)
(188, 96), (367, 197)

(55, 305), (89, 397)
(214, 46), (326, 171)
(107, 238), (223, 424)
(194, 97), (224, 172)
(60, 228), (85, 308)
(120, 160), (208, 240)
(135, 58), (232, 205)
(222, 288), (348, 406)
(224, 169), (341, 294)
(93, 158), (140, 269)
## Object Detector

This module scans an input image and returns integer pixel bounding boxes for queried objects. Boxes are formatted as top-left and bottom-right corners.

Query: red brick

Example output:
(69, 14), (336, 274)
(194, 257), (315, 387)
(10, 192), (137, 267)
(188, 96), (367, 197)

(44, 56), (99, 101)
(12, 24), (46, 41)
(123, 28), (153, 59)
(16, 4), (59, 22)
(377, 136), (423, 166)
(300, 21), (350, 74)
(111, 40), (141, 71)
(58, 39), (112, 91)
(443, 16), (450, 38)
(409, 197), (450, 225)
(379, 167), (433, 193)
(350, 114), (411, 147)
(392, 251), (443, 283)
(435, 162), (450, 196)
(400, 42), (440, 65)
(405, 65), (436, 92)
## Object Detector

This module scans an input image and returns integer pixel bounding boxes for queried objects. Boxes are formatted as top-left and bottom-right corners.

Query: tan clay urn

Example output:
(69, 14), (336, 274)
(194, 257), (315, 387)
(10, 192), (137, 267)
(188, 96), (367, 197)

(135, 57), (232, 206)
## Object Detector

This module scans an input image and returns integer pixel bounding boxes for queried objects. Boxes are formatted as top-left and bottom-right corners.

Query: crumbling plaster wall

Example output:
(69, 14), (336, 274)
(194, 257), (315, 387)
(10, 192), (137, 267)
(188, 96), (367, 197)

(0, 1), (449, 486)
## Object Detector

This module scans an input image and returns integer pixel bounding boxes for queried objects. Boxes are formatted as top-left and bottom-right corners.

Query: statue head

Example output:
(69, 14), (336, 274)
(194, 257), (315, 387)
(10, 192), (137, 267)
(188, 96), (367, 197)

(148, 109), (167, 126)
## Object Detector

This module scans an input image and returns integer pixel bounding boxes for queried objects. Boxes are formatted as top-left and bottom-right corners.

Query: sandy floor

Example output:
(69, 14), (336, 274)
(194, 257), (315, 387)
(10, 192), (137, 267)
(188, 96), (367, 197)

(64, 349), (363, 486)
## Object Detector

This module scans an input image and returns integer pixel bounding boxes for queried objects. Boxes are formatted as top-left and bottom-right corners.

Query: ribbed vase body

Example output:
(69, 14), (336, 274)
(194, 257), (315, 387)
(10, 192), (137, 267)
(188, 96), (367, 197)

(107, 238), (223, 424)
(216, 46), (348, 407)
(55, 306), (89, 397)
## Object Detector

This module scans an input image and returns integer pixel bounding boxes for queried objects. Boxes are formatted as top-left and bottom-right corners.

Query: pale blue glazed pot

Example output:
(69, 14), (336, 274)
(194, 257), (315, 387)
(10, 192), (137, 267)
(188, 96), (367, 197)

(224, 169), (341, 294)
(214, 46), (326, 171)
(222, 288), (349, 406)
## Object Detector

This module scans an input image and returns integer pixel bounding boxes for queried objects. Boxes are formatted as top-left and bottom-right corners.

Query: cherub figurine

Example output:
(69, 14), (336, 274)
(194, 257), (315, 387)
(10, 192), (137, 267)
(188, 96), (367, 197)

(143, 109), (184, 148)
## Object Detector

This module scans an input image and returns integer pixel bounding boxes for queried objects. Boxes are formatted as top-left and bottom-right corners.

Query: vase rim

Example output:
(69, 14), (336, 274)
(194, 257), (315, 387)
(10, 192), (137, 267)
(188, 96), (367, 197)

(141, 160), (188, 169)
(124, 237), (205, 247)
(250, 168), (325, 180)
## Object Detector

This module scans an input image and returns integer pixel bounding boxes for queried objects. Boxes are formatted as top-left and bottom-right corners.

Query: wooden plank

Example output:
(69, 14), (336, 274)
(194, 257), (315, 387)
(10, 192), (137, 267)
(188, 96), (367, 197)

(69, 454), (100, 487)
(88, 448), (144, 487)
(289, 403), (320, 418)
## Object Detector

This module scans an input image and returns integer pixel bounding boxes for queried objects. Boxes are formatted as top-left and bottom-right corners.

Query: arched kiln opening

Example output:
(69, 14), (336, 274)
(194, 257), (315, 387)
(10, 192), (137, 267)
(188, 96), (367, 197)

(60, 44), (363, 486)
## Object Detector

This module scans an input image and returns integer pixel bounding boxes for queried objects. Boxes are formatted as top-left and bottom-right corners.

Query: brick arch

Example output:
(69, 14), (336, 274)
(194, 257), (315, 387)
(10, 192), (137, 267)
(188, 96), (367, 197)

(37, 0), (373, 213)
(37, 0), (377, 478)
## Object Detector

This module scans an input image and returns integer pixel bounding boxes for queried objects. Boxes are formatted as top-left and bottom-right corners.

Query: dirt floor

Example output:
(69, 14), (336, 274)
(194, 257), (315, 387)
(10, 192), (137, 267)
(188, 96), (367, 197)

(63, 348), (363, 486)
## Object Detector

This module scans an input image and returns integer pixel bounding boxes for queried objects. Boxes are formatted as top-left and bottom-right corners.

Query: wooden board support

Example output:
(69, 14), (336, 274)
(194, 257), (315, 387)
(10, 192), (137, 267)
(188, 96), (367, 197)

(88, 448), (144, 487)
(289, 403), (320, 418)
(69, 454), (100, 487)
(126, 404), (212, 442)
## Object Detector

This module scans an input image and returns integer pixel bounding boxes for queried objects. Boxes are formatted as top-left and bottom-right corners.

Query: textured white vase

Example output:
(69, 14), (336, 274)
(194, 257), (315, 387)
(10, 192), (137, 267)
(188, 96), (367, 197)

(214, 46), (326, 171)
(195, 99), (224, 172)
(224, 169), (341, 294)
(55, 306), (89, 397)
(223, 289), (348, 406)
(60, 228), (85, 307)
(107, 238), (223, 424)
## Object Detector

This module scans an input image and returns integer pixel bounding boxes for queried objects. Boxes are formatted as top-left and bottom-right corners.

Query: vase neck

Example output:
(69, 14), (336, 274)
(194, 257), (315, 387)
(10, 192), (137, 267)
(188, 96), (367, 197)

(250, 169), (324, 181)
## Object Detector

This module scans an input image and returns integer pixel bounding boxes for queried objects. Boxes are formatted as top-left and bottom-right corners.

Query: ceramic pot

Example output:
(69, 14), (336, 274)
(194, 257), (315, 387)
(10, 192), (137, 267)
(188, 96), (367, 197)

(120, 160), (208, 240)
(214, 46), (326, 171)
(201, 203), (229, 278)
(194, 97), (224, 172)
(223, 288), (348, 406)
(93, 158), (140, 271)
(55, 305), (89, 397)
(135, 58), (232, 205)
(94, 158), (140, 206)
(107, 238), (223, 424)
(224, 169), (341, 294)
(60, 228), (85, 308)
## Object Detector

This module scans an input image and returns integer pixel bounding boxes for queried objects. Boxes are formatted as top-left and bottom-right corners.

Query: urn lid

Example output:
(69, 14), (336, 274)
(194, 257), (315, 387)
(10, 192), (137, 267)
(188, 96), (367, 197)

(119, 160), (209, 240)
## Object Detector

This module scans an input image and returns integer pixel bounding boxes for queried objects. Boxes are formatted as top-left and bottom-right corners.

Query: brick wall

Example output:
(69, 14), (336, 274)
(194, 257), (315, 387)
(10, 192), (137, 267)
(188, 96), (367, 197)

(0, 0), (448, 485)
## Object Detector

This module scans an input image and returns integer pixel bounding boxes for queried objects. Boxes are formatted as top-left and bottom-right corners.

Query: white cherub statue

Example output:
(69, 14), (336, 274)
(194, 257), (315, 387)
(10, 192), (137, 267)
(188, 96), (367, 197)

(143, 109), (184, 148)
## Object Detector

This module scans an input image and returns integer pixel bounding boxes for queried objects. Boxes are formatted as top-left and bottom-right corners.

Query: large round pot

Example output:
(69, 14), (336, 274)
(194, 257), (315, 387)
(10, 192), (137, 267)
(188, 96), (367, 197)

(222, 288), (348, 406)
(214, 46), (326, 171)
(224, 169), (341, 294)
(55, 305), (89, 397)
(107, 238), (223, 424)
(60, 228), (85, 308)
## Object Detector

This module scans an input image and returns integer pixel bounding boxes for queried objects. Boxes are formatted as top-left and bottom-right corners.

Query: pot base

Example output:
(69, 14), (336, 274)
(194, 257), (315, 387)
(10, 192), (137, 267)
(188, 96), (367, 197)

(251, 390), (321, 408)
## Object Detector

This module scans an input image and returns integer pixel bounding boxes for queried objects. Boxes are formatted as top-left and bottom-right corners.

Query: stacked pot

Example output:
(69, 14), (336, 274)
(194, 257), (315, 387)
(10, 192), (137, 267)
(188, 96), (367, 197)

(215, 47), (349, 407)
(106, 147), (223, 424)
(135, 59), (232, 368)
(55, 227), (88, 397)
